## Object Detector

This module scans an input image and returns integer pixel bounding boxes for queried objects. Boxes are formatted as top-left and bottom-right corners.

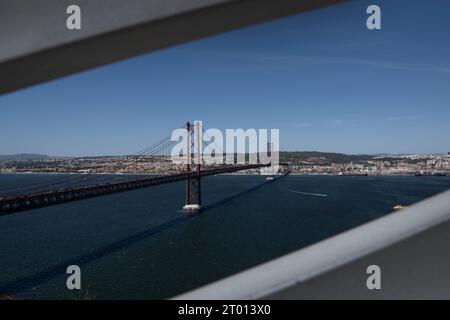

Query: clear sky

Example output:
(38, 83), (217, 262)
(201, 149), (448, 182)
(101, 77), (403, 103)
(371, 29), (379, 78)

(1, 0), (449, 156)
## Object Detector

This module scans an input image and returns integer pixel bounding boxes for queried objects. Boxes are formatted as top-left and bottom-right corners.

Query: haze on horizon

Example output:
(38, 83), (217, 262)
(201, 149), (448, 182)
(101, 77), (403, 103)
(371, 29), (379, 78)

(1, 0), (449, 157)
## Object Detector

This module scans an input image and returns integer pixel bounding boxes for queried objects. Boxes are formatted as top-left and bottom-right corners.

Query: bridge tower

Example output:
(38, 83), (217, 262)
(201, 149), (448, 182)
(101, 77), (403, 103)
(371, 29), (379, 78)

(183, 121), (202, 213)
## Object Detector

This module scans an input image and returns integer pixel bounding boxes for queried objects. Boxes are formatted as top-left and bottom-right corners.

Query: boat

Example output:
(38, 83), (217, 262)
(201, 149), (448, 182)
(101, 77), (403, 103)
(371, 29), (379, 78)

(182, 204), (202, 214)
(393, 204), (407, 211)
(337, 172), (368, 176)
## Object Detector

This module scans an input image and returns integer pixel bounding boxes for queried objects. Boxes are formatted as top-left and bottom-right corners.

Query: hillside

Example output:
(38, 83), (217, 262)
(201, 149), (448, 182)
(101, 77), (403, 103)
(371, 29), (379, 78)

(279, 151), (375, 164)
(0, 153), (51, 160)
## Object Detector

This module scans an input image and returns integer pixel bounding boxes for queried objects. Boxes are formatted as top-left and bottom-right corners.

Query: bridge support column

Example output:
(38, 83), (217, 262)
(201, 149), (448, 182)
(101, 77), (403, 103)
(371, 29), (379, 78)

(183, 121), (202, 214)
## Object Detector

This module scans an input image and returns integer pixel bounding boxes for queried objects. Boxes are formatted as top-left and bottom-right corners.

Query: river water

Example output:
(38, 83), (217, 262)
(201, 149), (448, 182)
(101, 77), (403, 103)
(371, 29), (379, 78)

(1, 174), (449, 299)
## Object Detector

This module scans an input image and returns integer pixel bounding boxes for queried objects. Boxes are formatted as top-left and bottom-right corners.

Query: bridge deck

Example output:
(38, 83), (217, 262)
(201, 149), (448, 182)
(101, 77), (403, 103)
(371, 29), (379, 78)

(0, 164), (269, 215)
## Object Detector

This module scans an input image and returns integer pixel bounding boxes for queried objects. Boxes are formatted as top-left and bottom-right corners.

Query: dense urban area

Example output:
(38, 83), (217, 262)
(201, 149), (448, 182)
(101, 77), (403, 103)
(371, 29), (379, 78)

(0, 152), (449, 176)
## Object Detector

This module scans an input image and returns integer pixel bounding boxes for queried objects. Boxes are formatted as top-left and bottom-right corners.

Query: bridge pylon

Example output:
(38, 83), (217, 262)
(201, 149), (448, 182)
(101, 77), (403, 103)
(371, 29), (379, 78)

(183, 121), (202, 214)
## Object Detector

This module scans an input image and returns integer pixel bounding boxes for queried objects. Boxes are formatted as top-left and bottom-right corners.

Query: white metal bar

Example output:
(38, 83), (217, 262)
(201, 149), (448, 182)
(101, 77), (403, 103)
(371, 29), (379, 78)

(175, 190), (450, 299)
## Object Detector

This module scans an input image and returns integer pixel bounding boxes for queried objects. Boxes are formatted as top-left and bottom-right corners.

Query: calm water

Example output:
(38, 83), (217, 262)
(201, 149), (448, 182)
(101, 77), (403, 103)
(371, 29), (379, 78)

(1, 174), (449, 299)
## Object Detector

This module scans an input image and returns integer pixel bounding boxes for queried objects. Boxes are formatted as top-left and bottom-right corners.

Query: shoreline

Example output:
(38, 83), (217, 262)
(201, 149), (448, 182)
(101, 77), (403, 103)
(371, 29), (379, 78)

(0, 172), (447, 177)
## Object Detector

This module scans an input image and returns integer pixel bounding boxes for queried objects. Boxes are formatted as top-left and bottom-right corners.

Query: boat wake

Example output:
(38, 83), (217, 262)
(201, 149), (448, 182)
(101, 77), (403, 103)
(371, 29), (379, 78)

(278, 185), (327, 197)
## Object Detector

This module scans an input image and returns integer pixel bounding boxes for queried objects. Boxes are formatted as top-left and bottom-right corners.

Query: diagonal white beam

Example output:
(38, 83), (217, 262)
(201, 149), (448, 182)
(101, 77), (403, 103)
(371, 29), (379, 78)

(0, 0), (347, 94)
(175, 190), (450, 299)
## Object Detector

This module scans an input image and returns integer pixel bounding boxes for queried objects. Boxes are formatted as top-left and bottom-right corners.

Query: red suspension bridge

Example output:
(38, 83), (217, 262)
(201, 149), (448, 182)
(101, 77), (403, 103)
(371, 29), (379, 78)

(0, 122), (273, 215)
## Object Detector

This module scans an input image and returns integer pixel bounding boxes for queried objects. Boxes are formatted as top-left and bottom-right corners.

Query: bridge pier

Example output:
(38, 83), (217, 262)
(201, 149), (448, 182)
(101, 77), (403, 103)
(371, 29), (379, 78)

(183, 172), (202, 214)
(182, 121), (202, 214)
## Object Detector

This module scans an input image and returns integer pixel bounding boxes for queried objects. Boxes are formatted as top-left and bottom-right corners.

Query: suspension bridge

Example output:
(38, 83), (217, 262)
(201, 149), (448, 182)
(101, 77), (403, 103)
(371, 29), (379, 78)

(0, 122), (273, 215)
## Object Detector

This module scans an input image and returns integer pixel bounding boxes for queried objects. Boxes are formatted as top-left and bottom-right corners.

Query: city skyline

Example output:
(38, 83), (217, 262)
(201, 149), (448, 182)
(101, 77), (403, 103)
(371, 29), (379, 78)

(1, 0), (450, 156)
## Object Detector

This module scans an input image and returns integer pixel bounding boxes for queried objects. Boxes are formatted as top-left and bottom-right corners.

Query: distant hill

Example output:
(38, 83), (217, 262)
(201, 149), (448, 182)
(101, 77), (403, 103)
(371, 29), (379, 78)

(0, 153), (51, 160)
(279, 151), (375, 164)
(0, 151), (406, 163)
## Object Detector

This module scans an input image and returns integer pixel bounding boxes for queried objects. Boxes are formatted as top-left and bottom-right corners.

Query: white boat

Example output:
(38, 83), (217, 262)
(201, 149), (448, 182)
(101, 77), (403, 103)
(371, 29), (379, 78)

(183, 204), (201, 214)
(393, 204), (407, 211)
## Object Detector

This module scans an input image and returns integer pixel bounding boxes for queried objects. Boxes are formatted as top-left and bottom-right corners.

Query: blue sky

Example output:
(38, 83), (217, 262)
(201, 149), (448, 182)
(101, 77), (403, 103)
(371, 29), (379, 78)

(1, 0), (449, 156)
